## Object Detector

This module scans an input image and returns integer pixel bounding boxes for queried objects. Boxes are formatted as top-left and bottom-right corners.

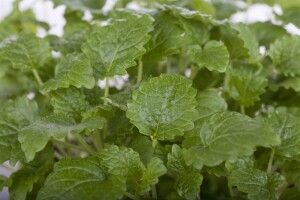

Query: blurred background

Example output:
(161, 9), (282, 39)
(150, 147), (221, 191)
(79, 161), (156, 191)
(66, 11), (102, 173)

(1, 0), (300, 199)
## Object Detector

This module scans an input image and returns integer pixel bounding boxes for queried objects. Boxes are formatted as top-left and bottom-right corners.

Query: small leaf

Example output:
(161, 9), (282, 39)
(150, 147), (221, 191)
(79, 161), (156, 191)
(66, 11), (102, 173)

(168, 144), (203, 200)
(190, 40), (229, 73)
(41, 53), (95, 94)
(183, 112), (281, 169)
(269, 35), (300, 76)
(82, 12), (153, 78)
(0, 33), (52, 70)
(127, 74), (198, 141)
(37, 156), (126, 200)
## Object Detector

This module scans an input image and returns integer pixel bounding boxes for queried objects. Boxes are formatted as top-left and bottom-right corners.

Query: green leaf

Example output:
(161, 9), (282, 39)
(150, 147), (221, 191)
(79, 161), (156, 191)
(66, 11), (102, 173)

(137, 157), (167, 195)
(227, 63), (268, 107)
(127, 74), (198, 141)
(264, 111), (300, 159)
(53, 0), (106, 13)
(196, 88), (227, 119)
(232, 23), (261, 64)
(41, 53), (95, 94)
(128, 134), (154, 165)
(183, 112), (281, 169)
(82, 12), (153, 78)
(168, 144), (203, 200)
(37, 156), (126, 200)
(269, 35), (300, 76)
(281, 160), (300, 188)
(229, 167), (284, 200)
(100, 145), (166, 194)
(0, 33), (52, 70)
(18, 114), (104, 162)
(50, 87), (90, 121)
(142, 11), (184, 62)
(9, 145), (54, 200)
(0, 96), (38, 164)
(280, 188), (300, 200)
(190, 41), (229, 73)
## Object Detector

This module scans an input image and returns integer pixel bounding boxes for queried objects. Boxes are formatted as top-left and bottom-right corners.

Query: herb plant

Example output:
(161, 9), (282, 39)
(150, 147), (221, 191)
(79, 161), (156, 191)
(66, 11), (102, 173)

(1, 0), (300, 199)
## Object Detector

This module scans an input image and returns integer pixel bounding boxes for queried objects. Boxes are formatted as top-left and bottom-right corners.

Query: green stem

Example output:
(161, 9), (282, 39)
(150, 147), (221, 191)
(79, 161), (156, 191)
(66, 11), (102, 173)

(228, 184), (234, 197)
(51, 139), (86, 151)
(166, 60), (171, 74)
(124, 192), (136, 200)
(223, 72), (230, 93)
(93, 130), (103, 151)
(240, 105), (245, 115)
(151, 185), (157, 199)
(104, 77), (109, 105)
(73, 134), (96, 156)
(267, 148), (275, 174)
(190, 65), (199, 80)
(137, 58), (143, 84)
(32, 68), (44, 87)
(152, 137), (157, 149)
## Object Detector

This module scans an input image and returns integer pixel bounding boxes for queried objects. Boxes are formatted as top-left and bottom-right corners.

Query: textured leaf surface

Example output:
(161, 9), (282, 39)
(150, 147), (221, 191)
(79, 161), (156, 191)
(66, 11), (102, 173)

(191, 41), (229, 73)
(229, 167), (284, 200)
(19, 115), (104, 162)
(264, 111), (300, 159)
(168, 145), (203, 200)
(269, 35), (300, 76)
(0, 97), (38, 164)
(82, 13), (153, 78)
(41, 53), (95, 94)
(183, 112), (281, 169)
(228, 63), (268, 107)
(37, 156), (126, 200)
(0, 33), (52, 70)
(127, 74), (198, 141)
(143, 12), (184, 62)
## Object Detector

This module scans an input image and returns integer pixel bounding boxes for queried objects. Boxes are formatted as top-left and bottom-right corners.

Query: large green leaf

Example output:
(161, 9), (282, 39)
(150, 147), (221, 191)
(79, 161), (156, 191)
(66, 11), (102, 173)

(41, 53), (95, 94)
(82, 12), (153, 78)
(0, 33), (52, 70)
(127, 74), (198, 141)
(190, 40), (229, 73)
(227, 63), (268, 107)
(0, 96), (38, 164)
(168, 144), (203, 200)
(37, 156), (126, 200)
(269, 35), (300, 76)
(143, 12), (184, 62)
(183, 112), (281, 169)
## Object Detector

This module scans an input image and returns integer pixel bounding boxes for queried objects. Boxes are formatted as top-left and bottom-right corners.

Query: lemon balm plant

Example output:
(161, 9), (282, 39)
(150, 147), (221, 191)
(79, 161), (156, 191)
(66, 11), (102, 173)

(1, 0), (300, 199)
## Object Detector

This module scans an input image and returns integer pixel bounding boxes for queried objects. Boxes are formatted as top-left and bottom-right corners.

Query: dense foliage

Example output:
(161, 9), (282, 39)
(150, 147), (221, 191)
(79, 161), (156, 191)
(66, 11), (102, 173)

(1, 0), (300, 199)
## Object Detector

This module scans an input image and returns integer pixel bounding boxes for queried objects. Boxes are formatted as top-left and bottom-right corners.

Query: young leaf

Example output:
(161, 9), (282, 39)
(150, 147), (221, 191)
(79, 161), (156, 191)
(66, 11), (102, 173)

(269, 35), (300, 76)
(168, 144), (203, 200)
(41, 53), (95, 94)
(142, 12), (184, 62)
(183, 112), (281, 169)
(127, 74), (198, 141)
(82, 12), (153, 78)
(37, 157), (126, 200)
(0, 33), (52, 70)
(190, 40), (229, 73)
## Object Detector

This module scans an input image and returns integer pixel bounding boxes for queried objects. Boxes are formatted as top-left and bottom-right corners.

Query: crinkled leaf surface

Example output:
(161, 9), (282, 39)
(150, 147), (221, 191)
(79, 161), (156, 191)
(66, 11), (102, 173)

(228, 63), (268, 107)
(183, 112), (280, 169)
(264, 111), (300, 159)
(41, 53), (95, 94)
(127, 74), (198, 141)
(190, 40), (229, 73)
(0, 96), (38, 164)
(0, 33), (52, 70)
(82, 12), (153, 78)
(18, 114), (104, 162)
(229, 167), (284, 200)
(37, 156), (126, 200)
(168, 144), (203, 200)
(269, 35), (300, 76)
(143, 12), (184, 62)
